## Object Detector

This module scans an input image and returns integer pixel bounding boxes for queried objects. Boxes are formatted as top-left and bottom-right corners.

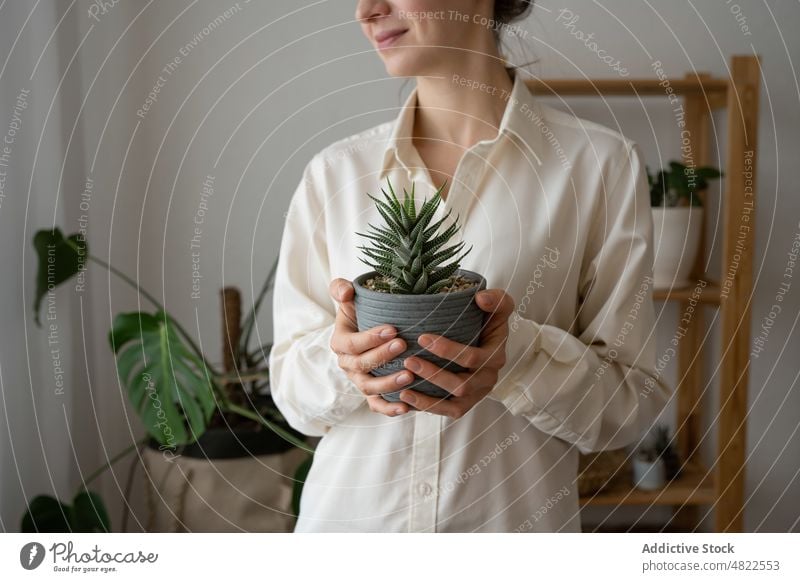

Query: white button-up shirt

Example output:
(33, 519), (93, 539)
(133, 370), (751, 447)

(269, 71), (672, 532)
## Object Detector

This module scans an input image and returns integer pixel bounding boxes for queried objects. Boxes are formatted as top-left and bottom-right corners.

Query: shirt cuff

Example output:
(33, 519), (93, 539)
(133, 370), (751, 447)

(488, 314), (544, 415)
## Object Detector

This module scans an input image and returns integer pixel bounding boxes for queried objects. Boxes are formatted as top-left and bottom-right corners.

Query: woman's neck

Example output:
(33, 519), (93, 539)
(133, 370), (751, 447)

(413, 60), (514, 151)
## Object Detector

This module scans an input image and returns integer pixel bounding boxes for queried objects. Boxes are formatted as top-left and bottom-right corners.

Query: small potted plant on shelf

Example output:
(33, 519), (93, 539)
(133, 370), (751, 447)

(353, 179), (487, 402)
(648, 160), (723, 289)
(631, 424), (681, 491)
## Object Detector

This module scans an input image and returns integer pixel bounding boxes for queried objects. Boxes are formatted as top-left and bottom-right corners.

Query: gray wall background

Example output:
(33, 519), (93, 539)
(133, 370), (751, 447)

(0, 0), (797, 532)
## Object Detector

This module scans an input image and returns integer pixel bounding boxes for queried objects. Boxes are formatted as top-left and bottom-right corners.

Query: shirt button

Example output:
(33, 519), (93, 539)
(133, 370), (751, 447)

(418, 482), (433, 497)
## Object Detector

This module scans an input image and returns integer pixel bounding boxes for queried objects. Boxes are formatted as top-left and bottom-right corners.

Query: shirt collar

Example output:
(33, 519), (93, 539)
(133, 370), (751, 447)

(378, 70), (539, 181)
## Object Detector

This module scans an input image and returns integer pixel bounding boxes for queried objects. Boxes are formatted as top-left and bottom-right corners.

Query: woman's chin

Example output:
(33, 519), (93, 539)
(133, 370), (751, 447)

(380, 53), (433, 78)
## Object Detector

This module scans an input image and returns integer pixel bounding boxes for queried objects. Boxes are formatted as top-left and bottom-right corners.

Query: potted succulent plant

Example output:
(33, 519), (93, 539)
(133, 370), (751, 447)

(648, 160), (723, 289)
(353, 180), (487, 402)
(631, 424), (681, 491)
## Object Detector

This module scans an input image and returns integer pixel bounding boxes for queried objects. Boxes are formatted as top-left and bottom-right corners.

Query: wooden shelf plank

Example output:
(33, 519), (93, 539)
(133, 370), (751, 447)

(653, 281), (721, 304)
(579, 461), (715, 507)
(525, 77), (728, 98)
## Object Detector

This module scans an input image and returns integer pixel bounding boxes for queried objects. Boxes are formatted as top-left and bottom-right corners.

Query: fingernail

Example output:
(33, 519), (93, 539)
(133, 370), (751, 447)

(396, 372), (412, 385)
(480, 293), (495, 307)
(418, 334), (431, 347)
(406, 358), (421, 372)
(394, 408), (406, 416)
(402, 391), (417, 405)
(380, 327), (395, 339)
(389, 340), (404, 353)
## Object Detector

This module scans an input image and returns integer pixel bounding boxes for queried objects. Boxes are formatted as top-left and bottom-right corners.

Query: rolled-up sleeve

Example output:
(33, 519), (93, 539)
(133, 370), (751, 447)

(488, 141), (672, 454)
(269, 158), (365, 437)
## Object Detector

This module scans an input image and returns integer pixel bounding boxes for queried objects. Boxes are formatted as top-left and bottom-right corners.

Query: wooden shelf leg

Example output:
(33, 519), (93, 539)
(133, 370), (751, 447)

(715, 54), (761, 532)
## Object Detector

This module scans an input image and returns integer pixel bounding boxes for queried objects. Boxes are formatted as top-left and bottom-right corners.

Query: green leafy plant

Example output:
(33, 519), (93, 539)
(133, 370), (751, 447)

(647, 160), (723, 207)
(110, 311), (216, 446)
(23, 228), (314, 532)
(636, 424), (681, 480)
(356, 180), (472, 294)
(22, 491), (110, 533)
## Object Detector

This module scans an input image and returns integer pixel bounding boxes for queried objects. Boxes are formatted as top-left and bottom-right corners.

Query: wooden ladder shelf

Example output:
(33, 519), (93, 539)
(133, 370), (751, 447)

(526, 54), (761, 532)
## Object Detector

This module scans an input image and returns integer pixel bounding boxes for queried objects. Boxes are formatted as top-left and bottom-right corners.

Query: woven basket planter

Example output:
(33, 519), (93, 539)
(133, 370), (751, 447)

(577, 448), (630, 497)
(141, 424), (307, 532)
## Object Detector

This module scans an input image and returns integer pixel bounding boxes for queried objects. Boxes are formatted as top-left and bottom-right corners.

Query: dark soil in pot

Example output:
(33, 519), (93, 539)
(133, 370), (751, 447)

(353, 268), (488, 402)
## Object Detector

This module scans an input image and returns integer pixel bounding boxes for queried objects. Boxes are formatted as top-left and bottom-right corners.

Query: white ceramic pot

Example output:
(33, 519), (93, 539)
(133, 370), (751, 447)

(651, 207), (703, 289)
(632, 457), (666, 491)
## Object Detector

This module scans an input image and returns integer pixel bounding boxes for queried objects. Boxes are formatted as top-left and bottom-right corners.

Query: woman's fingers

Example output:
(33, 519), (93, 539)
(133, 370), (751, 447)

(330, 278), (358, 331)
(409, 288), (513, 373)
(337, 336), (407, 373)
(331, 322), (398, 356)
(328, 281), (513, 420)
(329, 277), (354, 303)
(403, 355), (497, 398)
(398, 389), (463, 418)
(366, 394), (411, 416)
(397, 384), (489, 419)
(418, 334), (485, 370)
(348, 369), (415, 396)
(475, 289), (515, 338)
(329, 277), (403, 356)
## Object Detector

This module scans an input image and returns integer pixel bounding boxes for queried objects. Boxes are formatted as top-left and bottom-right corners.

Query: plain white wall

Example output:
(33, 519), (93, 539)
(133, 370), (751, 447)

(1, 0), (797, 532)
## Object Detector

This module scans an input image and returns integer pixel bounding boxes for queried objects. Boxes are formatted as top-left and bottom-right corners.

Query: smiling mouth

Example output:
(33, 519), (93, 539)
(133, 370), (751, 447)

(375, 29), (407, 49)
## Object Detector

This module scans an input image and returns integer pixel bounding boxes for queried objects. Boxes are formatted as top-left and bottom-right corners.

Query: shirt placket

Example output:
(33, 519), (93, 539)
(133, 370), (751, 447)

(408, 412), (442, 532)
(404, 143), (492, 533)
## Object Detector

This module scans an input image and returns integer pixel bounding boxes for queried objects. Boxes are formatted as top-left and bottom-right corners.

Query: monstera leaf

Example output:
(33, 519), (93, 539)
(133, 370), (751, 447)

(32, 228), (87, 326)
(109, 311), (217, 446)
(21, 490), (110, 533)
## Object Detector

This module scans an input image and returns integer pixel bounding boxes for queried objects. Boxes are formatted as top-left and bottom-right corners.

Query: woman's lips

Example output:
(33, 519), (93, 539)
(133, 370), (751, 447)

(375, 29), (407, 49)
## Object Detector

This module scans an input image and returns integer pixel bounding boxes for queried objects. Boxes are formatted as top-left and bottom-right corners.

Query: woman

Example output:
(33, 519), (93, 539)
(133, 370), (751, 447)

(269, 0), (671, 532)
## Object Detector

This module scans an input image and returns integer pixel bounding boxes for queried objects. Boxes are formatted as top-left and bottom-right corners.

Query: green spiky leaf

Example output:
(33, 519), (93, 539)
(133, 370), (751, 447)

(356, 179), (472, 294)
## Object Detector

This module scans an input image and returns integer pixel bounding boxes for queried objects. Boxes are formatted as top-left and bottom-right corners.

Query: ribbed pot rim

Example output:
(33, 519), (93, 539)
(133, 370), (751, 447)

(353, 268), (486, 301)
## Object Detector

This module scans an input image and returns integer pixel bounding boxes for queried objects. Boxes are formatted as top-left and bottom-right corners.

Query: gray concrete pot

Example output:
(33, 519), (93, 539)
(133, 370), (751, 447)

(353, 268), (487, 403)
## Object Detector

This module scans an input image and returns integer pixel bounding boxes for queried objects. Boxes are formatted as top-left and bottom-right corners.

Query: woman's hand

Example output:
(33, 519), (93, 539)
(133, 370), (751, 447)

(397, 289), (514, 419)
(328, 278), (416, 417)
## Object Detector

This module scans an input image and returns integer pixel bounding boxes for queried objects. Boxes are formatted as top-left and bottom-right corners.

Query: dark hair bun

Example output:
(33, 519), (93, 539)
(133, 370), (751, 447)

(494, 0), (534, 24)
